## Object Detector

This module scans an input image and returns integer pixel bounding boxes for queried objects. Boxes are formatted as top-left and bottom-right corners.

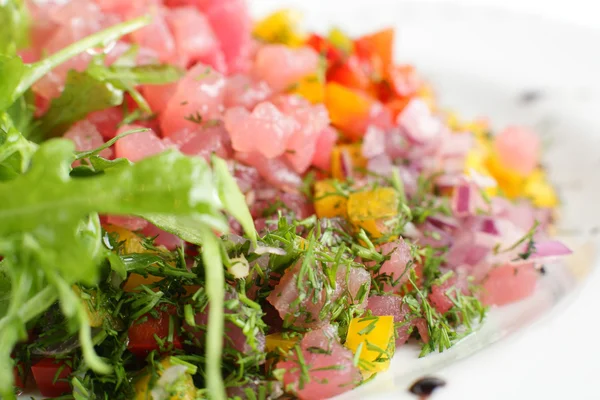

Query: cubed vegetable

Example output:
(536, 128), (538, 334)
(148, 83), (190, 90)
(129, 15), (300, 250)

(347, 188), (400, 238)
(31, 358), (72, 398)
(128, 307), (183, 357)
(265, 333), (299, 356)
(524, 169), (558, 208)
(72, 286), (105, 328)
(325, 83), (377, 140)
(134, 357), (196, 400)
(354, 28), (395, 79)
(330, 143), (367, 180)
(253, 9), (305, 47)
(313, 180), (348, 218)
(345, 315), (395, 377)
(291, 74), (325, 104)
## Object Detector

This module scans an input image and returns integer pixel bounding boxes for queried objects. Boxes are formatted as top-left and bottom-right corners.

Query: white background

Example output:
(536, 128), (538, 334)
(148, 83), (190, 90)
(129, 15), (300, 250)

(391, 1), (600, 399)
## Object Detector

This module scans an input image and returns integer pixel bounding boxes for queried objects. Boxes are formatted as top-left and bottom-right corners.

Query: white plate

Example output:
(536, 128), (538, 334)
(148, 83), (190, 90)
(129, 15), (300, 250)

(20, 2), (600, 399)
(249, 1), (600, 399)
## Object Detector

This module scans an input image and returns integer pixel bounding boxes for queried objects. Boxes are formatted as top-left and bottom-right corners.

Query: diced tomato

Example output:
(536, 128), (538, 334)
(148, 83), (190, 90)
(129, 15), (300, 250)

(354, 28), (395, 79)
(327, 55), (371, 92)
(127, 308), (183, 357)
(31, 358), (72, 398)
(306, 33), (344, 66)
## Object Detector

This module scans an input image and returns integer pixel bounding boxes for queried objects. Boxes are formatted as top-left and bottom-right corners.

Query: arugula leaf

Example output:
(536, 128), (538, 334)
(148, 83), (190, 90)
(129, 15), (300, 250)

(0, 140), (229, 398)
(0, 112), (37, 179)
(75, 128), (148, 161)
(86, 61), (183, 87)
(0, 16), (150, 112)
(5, 89), (35, 137)
(36, 59), (183, 139)
(0, 0), (29, 55)
(37, 70), (124, 139)
(198, 226), (227, 400)
(212, 155), (257, 245)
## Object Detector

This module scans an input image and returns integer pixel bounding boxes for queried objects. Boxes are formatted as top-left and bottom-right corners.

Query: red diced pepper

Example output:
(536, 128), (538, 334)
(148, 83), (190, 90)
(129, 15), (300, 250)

(31, 358), (72, 398)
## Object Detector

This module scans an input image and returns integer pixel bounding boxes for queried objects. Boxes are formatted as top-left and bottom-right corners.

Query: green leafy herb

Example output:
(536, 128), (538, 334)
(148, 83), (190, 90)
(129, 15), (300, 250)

(36, 70), (124, 139)
(0, 0), (30, 56)
(0, 16), (150, 112)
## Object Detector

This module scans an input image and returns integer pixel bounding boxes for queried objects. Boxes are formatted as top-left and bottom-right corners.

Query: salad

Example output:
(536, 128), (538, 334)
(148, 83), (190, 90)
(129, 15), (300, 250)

(0, 1), (572, 399)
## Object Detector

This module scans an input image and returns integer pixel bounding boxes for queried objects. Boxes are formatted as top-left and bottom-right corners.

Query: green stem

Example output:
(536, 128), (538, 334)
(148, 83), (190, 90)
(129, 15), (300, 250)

(15, 16), (151, 99)
(199, 227), (226, 400)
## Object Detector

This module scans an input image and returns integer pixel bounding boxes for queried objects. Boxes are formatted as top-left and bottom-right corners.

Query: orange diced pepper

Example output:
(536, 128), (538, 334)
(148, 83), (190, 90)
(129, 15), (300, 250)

(325, 83), (377, 140)
(347, 188), (399, 238)
(354, 28), (395, 79)
(330, 143), (368, 180)
(313, 180), (348, 219)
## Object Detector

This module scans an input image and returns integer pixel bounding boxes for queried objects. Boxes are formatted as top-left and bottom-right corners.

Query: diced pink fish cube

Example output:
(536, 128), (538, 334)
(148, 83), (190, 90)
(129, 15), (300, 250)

(142, 82), (179, 114)
(224, 102), (298, 158)
(114, 125), (166, 162)
(337, 266), (371, 309)
(254, 45), (320, 92)
(64, 120), (112, 158)
(480, 263), (537, 306)
(87, 108), (123, 140)
(32, 21), (96, 99)
(276, 327), (361, 400)
(199, 0), (252, 73)
(48, 0), (102, 24)
(93, 0), (162, 17)
(274, 95), (330, 173)
(160, 64), (226, 137)
(494, 126), (540, 175)
(184, 289), (266, 354)
(224, 74), (272, 109)
(166, 7), (220, 68)
(106, 215), (149, 231)
(376, 239), (413, 292)
(267, 260), (328, 328)
(367, 295), (412, 346)
(428, 268), (471, 314)
(235, 152), (302, 191)
(142, 223), (183, 250)
(167, 123), (232, 161)
(413, 318), (430, 344)
(130, 6), (177, 64)
(311, 127), (338, 172)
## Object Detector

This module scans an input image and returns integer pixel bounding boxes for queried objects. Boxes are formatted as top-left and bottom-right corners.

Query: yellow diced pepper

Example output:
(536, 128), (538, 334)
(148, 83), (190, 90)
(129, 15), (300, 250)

(265, 333), (300, 356)
(347, 188), (399, 238)
(105, 224), (148, 254)
(105, 225), (165, 292)
(72, 286), (105, 328)
(330, 143), (368, 180)
(313, 180), (348, 219)
(485, 151), (527, 199)
(524, 169), (559, 208)
(464, 149), (498, 198)
(345, 316), (395, 378)
(253, 9), (305, 47)
(135, 358), (196, 400)
(290, 74), (325, 104)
